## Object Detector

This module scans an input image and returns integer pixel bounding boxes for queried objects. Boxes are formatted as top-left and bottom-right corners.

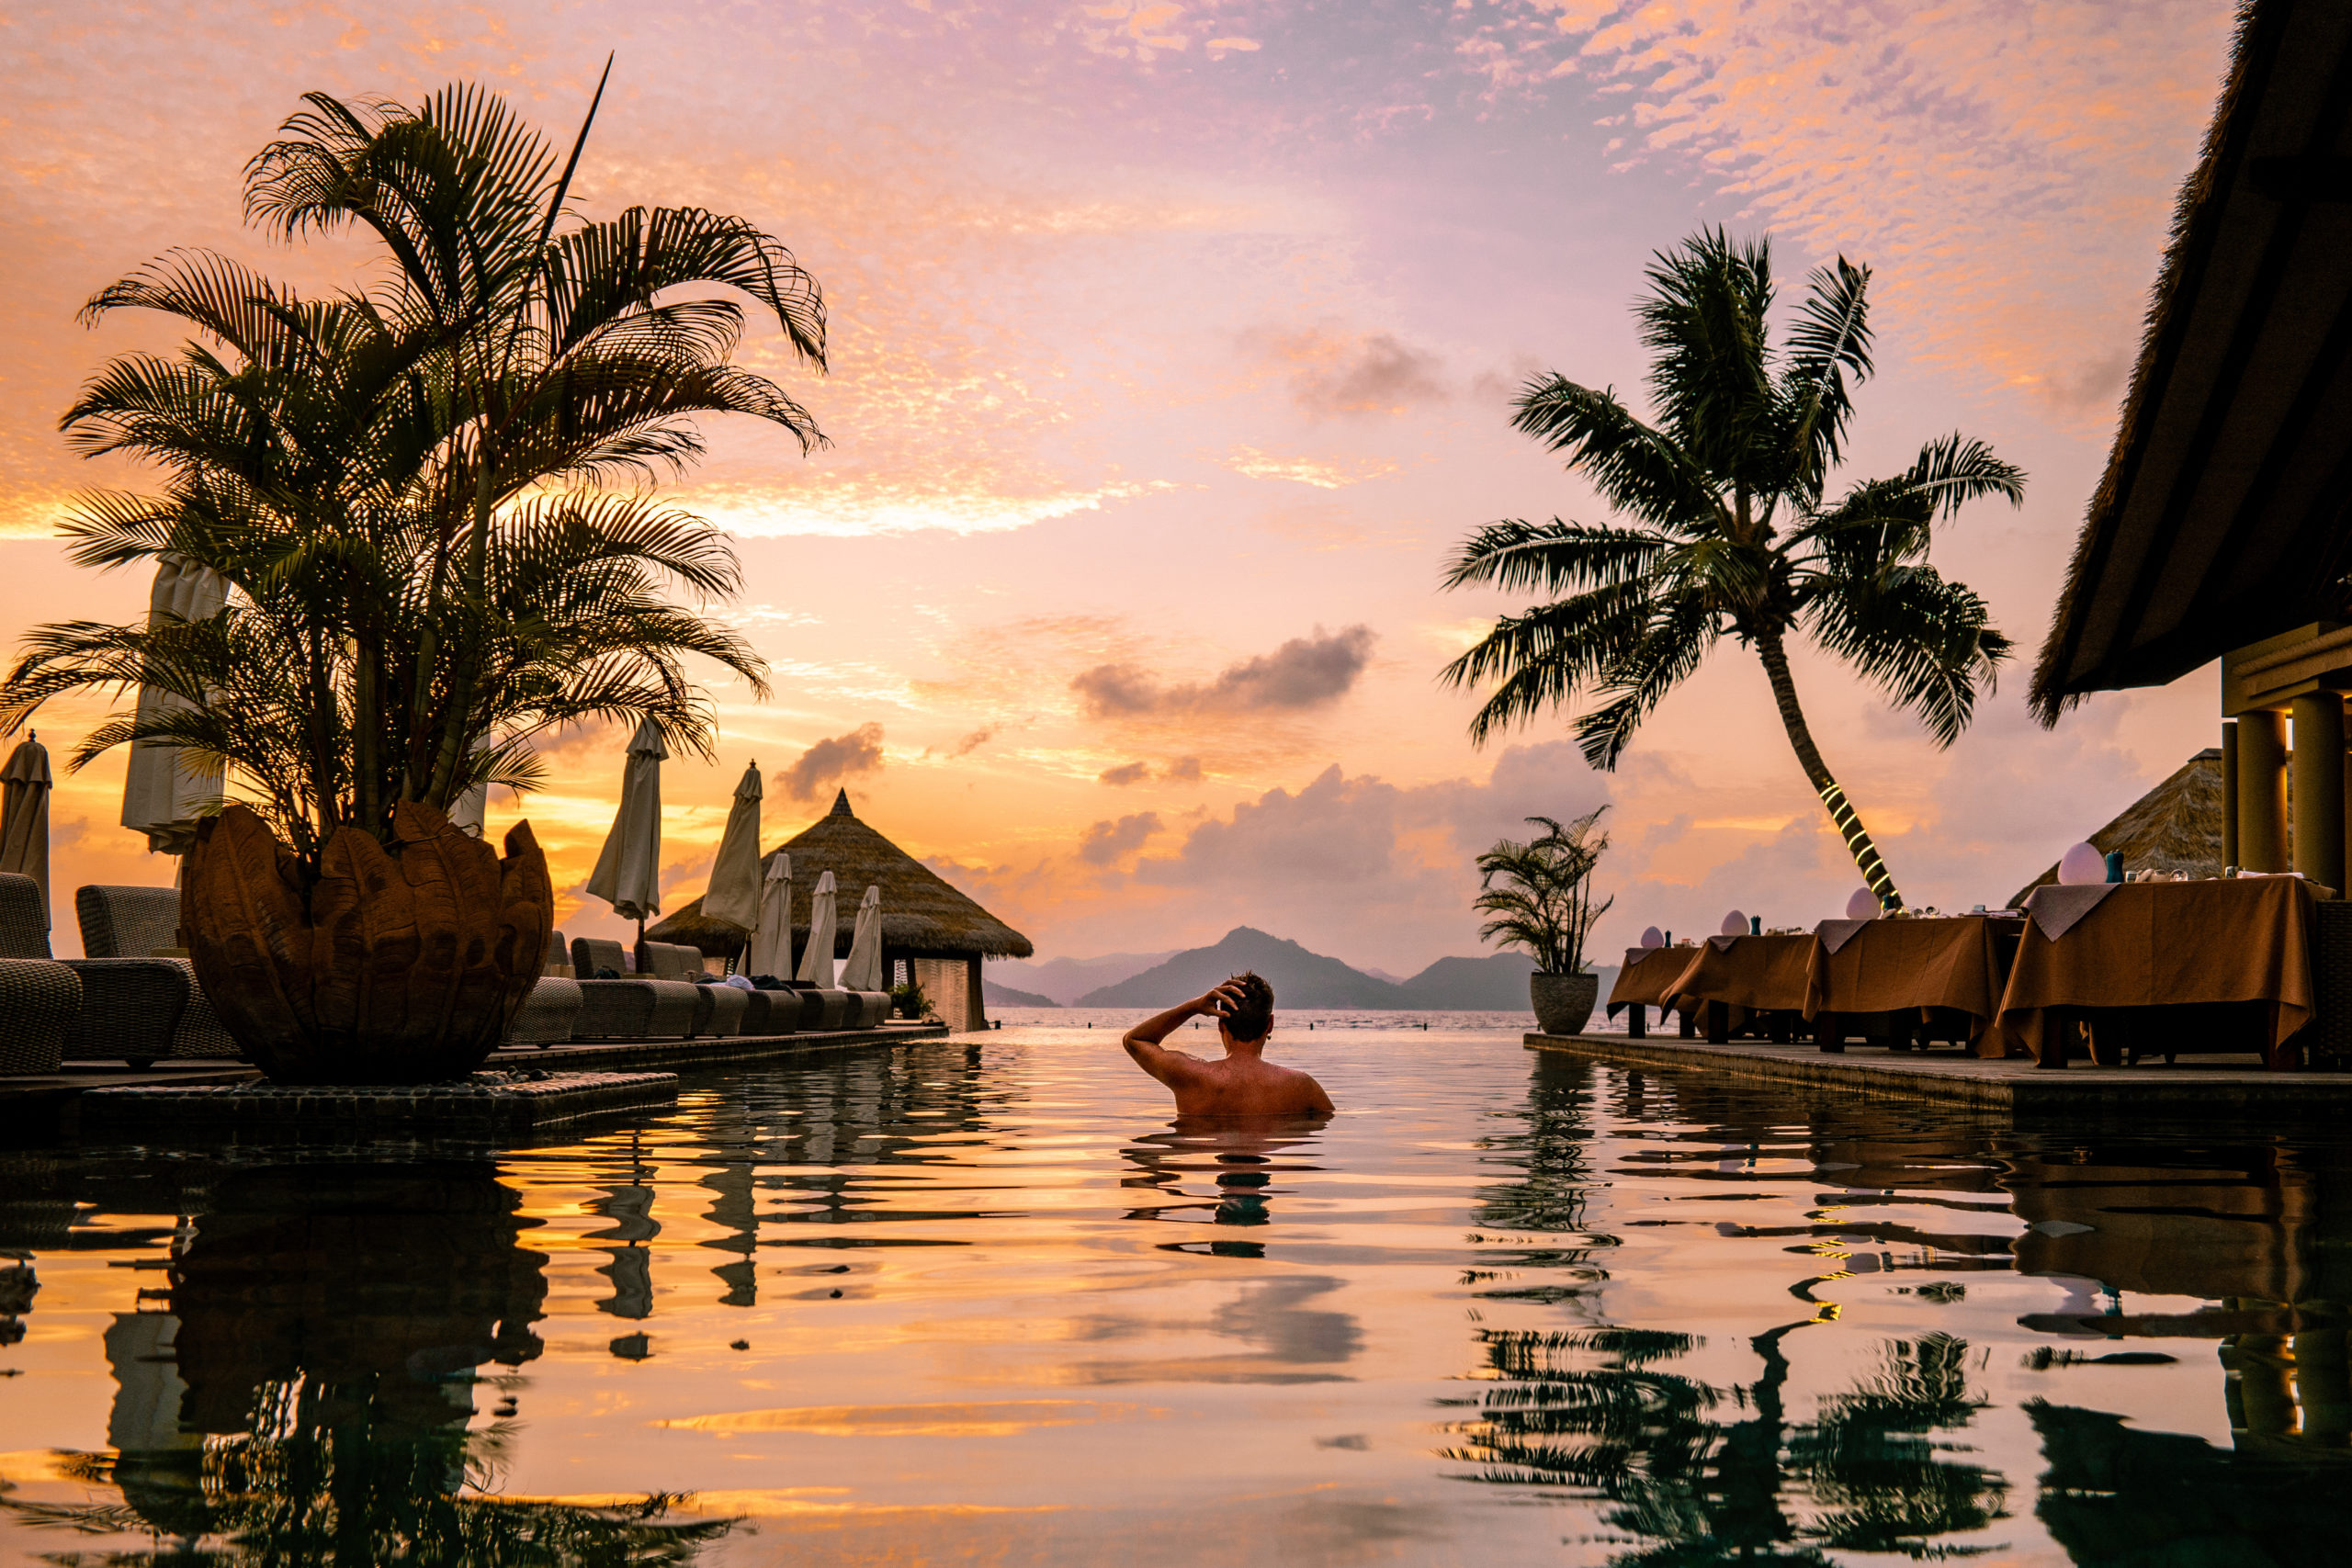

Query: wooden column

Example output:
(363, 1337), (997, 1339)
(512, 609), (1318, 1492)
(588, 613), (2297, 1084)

(2294, 694), (2346, 893)
(2222, 720), (2239, 869)
(2239, 708), (2290, 873)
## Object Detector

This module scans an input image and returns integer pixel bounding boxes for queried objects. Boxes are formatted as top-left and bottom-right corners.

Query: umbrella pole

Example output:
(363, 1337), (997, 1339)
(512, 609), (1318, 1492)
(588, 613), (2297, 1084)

(635, 914), (645, 972)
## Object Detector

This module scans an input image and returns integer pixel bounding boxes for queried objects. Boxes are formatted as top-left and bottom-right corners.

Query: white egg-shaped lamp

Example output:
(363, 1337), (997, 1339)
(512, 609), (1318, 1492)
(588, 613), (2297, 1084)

(1845, 887), (1880, 921)
(1639, 925), (1665, 949)
(2057, 841), (2106, 886)
(1720, 909), (1747, 937)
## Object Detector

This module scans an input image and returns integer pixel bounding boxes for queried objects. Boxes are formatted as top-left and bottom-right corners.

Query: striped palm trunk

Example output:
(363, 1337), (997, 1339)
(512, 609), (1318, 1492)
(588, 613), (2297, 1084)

(1753, 628), (1904, 911)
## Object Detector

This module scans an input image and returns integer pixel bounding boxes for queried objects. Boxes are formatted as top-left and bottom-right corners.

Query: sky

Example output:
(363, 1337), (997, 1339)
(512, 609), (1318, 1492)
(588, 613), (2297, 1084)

(0, 0), (2239, 969)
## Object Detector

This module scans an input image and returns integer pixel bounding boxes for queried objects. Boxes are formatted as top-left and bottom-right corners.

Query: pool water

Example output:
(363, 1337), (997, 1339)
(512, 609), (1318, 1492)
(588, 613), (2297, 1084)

(3, 1021), (2347, 1565)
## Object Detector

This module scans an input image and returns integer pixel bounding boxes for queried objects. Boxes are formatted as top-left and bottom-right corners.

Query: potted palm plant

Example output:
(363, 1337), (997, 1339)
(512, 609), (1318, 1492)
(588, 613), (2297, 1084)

(1476, 808), (1614, 1036)
(0, 76), (824, 1083)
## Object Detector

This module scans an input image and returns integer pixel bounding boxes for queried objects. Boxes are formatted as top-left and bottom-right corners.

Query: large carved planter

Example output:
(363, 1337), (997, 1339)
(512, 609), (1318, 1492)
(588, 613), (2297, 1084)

(1530, 971), (1600, 1037)
(182, 803), (553, 1084)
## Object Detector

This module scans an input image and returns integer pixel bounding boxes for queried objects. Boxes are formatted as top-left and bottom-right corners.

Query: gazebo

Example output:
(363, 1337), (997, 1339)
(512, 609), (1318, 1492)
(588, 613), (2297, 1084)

(2032, 0), (2352, 889)
(648, 789), (1032, 1032)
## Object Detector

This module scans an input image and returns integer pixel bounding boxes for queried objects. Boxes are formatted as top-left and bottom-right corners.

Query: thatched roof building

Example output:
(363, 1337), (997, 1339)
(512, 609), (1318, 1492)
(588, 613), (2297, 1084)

(2031, 0), (2352, 717)
(2009, 750), (2225, 906)
(647, 790), (1030, 1032)
(650, 789), (1033, 961)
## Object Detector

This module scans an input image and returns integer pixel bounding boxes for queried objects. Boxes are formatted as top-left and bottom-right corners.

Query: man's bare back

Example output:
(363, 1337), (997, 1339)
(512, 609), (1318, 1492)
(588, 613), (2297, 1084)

(1121, 974), (1334, 1120)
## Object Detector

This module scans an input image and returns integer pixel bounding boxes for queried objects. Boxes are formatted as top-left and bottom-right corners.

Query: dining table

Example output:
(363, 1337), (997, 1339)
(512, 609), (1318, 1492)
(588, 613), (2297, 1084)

(1606, 944), (1699, 1038)
(1995, 875), (2322, 1068)
(1657, 933), (1817, 1043)
(1804, 913), (2022, 1055)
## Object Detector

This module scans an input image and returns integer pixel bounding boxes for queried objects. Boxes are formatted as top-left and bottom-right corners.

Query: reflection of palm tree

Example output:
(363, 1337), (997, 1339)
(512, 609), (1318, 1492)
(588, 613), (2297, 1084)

(9, 1427), (734, 1566)
(1462, 1055), (2004, 1562)
(3, 1158), (729, 1564)
(1445, 1327), (2005, 1563)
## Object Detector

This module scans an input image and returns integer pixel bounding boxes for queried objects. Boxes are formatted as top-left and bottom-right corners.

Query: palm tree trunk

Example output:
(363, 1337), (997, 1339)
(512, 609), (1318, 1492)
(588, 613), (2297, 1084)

(1752, 627), (1905, 910)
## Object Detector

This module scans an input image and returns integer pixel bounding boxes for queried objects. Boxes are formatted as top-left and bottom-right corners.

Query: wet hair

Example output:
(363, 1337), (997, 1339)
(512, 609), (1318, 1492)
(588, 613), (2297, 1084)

(1222, 971), (1275, 1043)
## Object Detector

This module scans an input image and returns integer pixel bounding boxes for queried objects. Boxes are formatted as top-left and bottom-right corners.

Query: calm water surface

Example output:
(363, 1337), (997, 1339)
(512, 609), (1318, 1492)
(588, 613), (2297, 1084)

(3, 1018), (2347, 1565)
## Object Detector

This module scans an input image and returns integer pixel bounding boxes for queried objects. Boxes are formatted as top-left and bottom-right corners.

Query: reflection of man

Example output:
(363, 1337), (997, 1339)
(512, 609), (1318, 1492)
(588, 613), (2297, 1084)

(1121, 972), (1334, 1120)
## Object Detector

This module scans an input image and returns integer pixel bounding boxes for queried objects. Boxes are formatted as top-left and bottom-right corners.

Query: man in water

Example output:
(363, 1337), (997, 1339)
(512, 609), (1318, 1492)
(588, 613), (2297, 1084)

(1121, 972), (1335, 1119)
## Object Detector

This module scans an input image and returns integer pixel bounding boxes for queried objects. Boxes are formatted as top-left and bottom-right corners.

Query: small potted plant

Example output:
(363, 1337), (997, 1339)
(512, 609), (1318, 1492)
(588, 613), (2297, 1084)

(1476, 807), (1613, 1036)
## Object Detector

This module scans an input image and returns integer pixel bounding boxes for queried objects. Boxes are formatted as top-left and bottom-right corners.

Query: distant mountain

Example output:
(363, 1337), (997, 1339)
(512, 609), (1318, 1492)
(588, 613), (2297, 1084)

(1392, 953), (1536, 1009)
(1046, 928), (1603, 1012)
(1077, 928), (1406, 1009)
(994, 950), (1174, 1006)
(984, 979), (1059, 1009)
(1361, 965), (1409, 985)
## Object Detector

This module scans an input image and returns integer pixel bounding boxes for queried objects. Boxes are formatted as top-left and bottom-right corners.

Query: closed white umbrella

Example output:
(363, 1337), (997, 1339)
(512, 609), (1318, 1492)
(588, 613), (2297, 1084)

(701, 762), (764, 932)
(0, 733), (52, 929)
(447, 731), (494, 838)
(746, 852), (792, 977)
(795, 870), (837, 987)
(842, 884), (884, 991)
(120, 554), (228, 855)
(586, 716), (668, 944)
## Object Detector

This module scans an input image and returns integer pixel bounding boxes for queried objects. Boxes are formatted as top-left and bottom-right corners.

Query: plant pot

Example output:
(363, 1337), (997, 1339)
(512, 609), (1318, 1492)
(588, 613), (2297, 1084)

(1530, 971), (1600, 1036)
(182, 802), (553, 1084)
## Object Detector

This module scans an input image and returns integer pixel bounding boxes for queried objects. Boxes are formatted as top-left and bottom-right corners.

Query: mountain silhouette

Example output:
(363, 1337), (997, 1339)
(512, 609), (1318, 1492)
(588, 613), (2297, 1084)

(1071, 928), (1557, 1010)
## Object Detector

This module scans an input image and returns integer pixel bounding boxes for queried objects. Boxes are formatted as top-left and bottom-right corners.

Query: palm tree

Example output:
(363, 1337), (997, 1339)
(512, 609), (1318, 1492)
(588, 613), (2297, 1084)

(1475, 807), (1614, 974)
(0, 75), (824, 880)
(1440, 231), (2022, 910)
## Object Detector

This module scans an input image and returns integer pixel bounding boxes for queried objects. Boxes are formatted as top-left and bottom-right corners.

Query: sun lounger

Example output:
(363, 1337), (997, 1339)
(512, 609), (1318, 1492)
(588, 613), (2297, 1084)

(74, 886), (241, 1061)
(506, 930), (584, 1047)
(0, 874), (182, 1070)
(569, 937), (700, 1038)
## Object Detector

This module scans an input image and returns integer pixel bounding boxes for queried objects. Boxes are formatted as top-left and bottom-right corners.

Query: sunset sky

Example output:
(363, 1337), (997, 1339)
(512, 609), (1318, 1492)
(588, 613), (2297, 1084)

(1, 0), (2237, 969)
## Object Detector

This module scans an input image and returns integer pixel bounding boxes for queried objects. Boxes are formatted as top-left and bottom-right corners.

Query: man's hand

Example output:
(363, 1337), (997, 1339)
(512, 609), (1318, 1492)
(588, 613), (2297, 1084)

(1186, 981), (1246, 1024)
(1122, 980), (1243, 1089)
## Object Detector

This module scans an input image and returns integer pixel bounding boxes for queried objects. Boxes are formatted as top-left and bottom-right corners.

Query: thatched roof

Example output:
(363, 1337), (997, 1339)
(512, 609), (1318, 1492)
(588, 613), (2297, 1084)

(646, 789), (1033, 962)
(2031, 0), (2352, 720)
(2008, 750), (2225, 905)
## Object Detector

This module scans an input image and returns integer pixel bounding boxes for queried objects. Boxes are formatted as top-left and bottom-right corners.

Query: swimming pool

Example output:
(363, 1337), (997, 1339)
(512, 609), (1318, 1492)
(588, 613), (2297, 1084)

(3, 1023), (2345, 1564)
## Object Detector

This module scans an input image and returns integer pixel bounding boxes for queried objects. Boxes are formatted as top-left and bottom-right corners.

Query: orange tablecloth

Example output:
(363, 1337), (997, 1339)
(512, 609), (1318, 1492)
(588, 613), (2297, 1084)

(1995, 876), (2318, 1065)
(1659, 934), (1815, 1013)
(1804, 915), (2016, 1055)
(1607, 946), (1696, 1018)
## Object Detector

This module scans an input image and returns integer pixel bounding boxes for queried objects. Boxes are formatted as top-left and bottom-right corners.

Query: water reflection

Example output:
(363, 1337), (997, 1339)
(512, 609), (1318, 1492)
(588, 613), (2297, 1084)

(1448, 1324), (2006, 1562)
(1121, 1122), (1324, 1259)
(1462, 1055), (2352, 1563)
(3, 1158), (730, 1564)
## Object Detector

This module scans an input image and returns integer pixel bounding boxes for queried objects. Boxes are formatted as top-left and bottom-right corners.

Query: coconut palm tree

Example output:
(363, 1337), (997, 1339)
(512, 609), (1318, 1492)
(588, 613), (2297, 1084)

(1440, 231), (2023, 910)
(0, 75), (824, 880)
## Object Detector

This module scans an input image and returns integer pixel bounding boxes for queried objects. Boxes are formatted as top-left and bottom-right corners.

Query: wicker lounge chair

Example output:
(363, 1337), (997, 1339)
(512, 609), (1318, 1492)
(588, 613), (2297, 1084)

(74, 886), (242, 1062)
(639, 941), (745, 1035)
(736, 986), (792, 1035)
(569, 937), (700, 1039)
(635, 944), (715, 1043)
(0, 874), (184, 1069)
(700, 984), (748, 1037)
(0, 881), (76, 1074)
(505, 931), (583, 1048)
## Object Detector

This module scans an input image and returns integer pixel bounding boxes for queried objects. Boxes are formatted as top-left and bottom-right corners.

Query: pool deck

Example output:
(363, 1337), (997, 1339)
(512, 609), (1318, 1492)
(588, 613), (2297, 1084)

(1526, 1031), (2352, 1115)
(0, 1021), (949, 1137)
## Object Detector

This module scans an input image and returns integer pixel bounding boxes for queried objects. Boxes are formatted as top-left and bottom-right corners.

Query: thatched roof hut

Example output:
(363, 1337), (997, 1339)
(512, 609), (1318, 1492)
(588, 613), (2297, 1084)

(2009, 750), (2225, 906)
(2030, 0), (2352, 719)
(649, 789), (1034, 964)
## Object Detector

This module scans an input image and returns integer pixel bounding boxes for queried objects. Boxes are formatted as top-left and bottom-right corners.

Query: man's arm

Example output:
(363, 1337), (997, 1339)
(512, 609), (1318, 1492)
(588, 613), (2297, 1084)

(1122, 982), (1241, 1088)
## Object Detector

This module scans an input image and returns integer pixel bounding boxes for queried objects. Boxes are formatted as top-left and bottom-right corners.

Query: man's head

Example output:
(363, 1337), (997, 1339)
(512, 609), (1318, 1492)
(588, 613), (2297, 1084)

(1218, 971), (1275, 1046)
